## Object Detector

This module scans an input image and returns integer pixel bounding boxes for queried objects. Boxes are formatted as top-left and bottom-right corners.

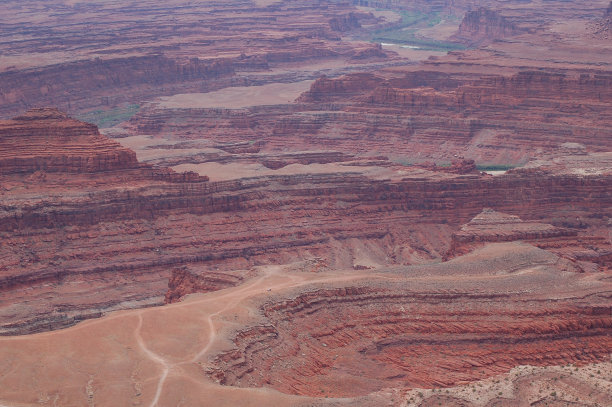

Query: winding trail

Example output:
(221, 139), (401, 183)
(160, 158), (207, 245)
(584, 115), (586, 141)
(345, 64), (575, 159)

(0, 254), (610, 406)
(141, 267), (279, 406)
(135, 314), (170, 407)
(133, 266), (378, 406)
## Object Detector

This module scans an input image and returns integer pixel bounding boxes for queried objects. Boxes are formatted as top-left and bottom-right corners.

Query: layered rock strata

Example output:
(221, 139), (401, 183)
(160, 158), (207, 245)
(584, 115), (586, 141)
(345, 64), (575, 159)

(0, 56), (236, 118)
(0, 0), (390, 118)
(165, 267), (248, 304)
(209, 244), (612, 397)
(448, 208), (575, 254)
(447, 208), (612, 270)
(1, 111), (610, 335)
(590, 1), (612, 39)
(0, 108), (138, 173)
(130, 67), (612, 166)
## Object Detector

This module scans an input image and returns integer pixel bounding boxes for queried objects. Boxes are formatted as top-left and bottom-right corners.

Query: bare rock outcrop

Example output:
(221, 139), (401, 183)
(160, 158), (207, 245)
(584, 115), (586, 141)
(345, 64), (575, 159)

(132, 66), (612, 168)
(452, 7), (525, 46)
(165, 267), (245, 304)
(447, 209), (576, 256)
(0, 108), (138, 174)
(329, 12), (362, 32)
(297, 73), (384, 103)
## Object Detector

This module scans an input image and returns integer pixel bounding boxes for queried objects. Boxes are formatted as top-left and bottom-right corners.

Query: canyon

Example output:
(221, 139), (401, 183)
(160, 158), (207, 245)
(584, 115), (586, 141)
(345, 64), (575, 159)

(0, 0), (396, 118)
(0, 0), (610, 406)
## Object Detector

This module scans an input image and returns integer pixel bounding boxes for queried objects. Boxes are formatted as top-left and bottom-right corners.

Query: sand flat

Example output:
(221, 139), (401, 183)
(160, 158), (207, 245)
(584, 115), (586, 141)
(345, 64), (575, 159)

(157, 80), (315, 109)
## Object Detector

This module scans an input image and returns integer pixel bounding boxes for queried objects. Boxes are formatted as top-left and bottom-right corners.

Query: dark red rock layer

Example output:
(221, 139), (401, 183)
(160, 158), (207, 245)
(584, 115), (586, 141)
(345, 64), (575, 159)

(0, 56), (236, 117)
(164, 267), (246, 304)
(209, 245), (612, 396)
(0, 108), (138, 174)
(2, 160), (610, 334)
(3, 166), (611, 234)
(445, 209), (611, 270)
(297, 73), (385, 103)
(329, 12), (362, 32)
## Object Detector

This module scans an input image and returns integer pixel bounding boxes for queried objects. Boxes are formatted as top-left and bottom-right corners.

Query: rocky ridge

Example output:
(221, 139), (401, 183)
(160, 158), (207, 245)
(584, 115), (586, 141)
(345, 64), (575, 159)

(209, 244), (612, 396)
(130, 68), (612, 166)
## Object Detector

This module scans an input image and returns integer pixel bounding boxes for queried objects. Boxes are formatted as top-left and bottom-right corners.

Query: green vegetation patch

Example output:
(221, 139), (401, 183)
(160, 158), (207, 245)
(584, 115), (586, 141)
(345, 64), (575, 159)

(75, 104), (140, 128)
(371, 10), (466, 52)
(475, 164), (517, 171)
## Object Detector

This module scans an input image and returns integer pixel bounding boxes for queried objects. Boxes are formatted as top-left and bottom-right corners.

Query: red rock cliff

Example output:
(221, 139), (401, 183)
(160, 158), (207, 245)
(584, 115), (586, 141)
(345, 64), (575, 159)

(0, 108), (138, 174)
(452, 7), (525, 46)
